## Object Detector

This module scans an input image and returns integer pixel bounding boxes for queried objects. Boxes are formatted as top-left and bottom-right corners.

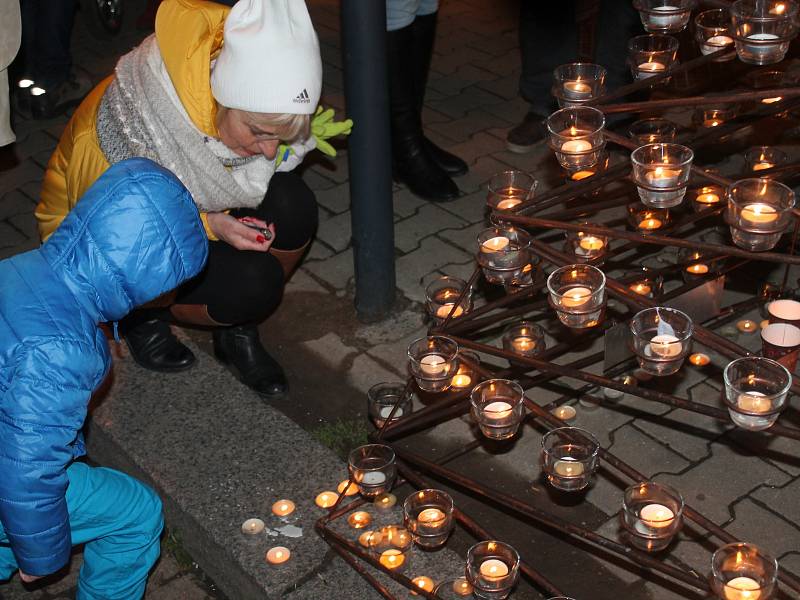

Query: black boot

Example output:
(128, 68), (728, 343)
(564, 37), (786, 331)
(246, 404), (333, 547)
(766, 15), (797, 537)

(213, 325), (288, 399)
(409, 12), (469, 177)
(121, 313), (195, 373)
(387, 23), (460, 202)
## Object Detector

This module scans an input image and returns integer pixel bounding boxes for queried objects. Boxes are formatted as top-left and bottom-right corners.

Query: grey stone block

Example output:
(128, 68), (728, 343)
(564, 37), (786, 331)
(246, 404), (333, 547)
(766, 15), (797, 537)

(751, 476), (800, 525)
(316, 211), (352, 253)
(0, 221), (27, 248)
(0, 190), (36, 221)
(392, 187), (428, 220)
(304, 248), (354, 291)
(428, 109), (515, 144)
(633, 406), (729, 463)
(395, 237), (473, 303)
(314, 184), (350, 215)
(607, 424), (691, 478)
(394, 204), (468, 254)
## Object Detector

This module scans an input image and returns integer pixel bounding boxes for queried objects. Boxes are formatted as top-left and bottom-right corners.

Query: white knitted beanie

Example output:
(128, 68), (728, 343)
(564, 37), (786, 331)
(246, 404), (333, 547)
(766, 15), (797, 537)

(210, 0), (322, 115)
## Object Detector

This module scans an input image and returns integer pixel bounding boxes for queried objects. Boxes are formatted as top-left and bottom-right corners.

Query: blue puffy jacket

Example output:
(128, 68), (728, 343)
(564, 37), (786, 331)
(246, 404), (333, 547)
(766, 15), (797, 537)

(0, 158), (208, 576)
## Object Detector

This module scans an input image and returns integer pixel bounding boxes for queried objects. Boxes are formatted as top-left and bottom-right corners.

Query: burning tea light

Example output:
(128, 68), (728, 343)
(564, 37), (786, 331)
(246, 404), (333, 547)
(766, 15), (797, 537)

(271, 499), (296, 518)
(512, 336), (536, 353)
(686, 263), (709, 274)
(723, 577), (762, 600)
(689, 353), (710, 366)
(484, 401), (514, 421)
(419, 354), (446, 376)
(696, 190), (721, 205)
(452, 578), (474, 596)
(639, 503), (676, 528)
(241, 518), (265, 535)
(561, 138), (593, 153)
(480, 559), (510, 580)
(379, 549), (406, 570)
(451, 373), (472, 388)
(374, 492), (397, 510)
(552, 405), (577, 421)
(638, 60), (666, 76)
(337, 480), (359, 497)
(361, 471), (387, 485)
(266, 546), (291, 565)
(649, 334), (682, 358)
(579, 236), (605, 251)
(630, 282), (652, 296)
(706, 34), (734, 47)
(553, 457), (585, 477)
(315, 491), (339, 508)
(638, 217), (663, 230)
(411, 576), (435, 594)
(358, 530), (381, 548)
(435, 303), (464, 319)
(496, 198), (522, 210)
(561, 286), (592, 308)
(753, 161), (774, 172)
(737, 320), (758, 333)
(481, 236), (510, 252)
(347, 511), (372, 529)
(645, 166), (682, 187)
(741, 204), (778, 224)
(563, 80), (592, 98)
(737, 392), (771, 413)
(418, 507), (446, 526)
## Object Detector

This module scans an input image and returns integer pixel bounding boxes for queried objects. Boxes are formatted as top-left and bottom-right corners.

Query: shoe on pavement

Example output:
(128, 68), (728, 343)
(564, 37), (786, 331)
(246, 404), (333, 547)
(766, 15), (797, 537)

(505, 111), (547, 154)
(30, 72), (93, 120)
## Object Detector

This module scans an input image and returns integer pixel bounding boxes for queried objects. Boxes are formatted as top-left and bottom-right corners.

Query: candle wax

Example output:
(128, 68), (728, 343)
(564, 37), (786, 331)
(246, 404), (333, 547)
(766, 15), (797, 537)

(686, 264), (709, 274)
(374, 492), (397, 509)
(736, 320), (758, 333)
(639, 503), (676, 528)
(645, 166), (682, 188)
(271, 499), (296, 517)
(706, 34), (733, 47)
(696, 192), (720, 204)
(561, 139), (593, 153)
(483, 400), (513, 420)
(724, 576), (762, 600)
(315, 491), (339, 508)
(347, 511), (372, 529)
(741, 204), (778, 224)
(571, 169), (595, 181)
(358, 530), (381, 548)
(689, 353), (710, 366)
(737, 392), (771, 414)
(452, 577), (474, 596)
(552, 405), (577, 421)
(579, 236), (605, 251)
(435, 303), (464, 319)
(630, 283), (652, 296)
(241, 518), (265, 535)
(481, 236), (510, 252)
(265, 546), (291, 565)
(337, 480), (359, 496)
(752, 162), (774, 171)
(450, 373), (472, 388)
(512, 336), (536, 353)
(496, 198), (522, 210)
(561, 286), (592, 308)
(411, 576), (435, 594)
(564, 80), (592, 96)
(378, 405), (404, 419)
(379, 549), (405, 569)
(419, 353), (446, 376)
(649, 334), (683, 358)
(418, 507), (446, 526)
(479, 558), (510, 580)
(553, 457), (585, 477)
(360, 471), (387, 485)
(638, 61), (666, 77)
(638, 218), (663, 230)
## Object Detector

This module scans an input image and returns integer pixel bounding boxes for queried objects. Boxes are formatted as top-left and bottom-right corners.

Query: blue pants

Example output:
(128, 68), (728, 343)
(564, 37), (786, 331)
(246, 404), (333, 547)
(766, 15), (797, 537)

(386, 0), (438, 31)
(0, 462), (163, 600)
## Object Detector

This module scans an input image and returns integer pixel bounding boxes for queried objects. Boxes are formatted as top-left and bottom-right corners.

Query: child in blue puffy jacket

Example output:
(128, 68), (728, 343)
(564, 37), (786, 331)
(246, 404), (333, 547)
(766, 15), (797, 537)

(0, 158), (208, 598)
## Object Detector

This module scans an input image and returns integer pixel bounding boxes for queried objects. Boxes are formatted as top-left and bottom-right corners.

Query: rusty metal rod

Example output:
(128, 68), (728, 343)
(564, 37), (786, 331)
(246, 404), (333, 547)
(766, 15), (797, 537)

(597, 87), (800, 114)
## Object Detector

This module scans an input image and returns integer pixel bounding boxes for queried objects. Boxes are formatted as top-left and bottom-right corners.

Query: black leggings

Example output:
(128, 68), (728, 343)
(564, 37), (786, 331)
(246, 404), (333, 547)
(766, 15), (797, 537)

(176, 172), (318, 324)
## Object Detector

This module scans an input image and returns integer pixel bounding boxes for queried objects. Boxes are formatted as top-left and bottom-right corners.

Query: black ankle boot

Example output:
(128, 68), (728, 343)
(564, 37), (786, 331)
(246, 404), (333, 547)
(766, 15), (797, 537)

(388, 23), (460, 202)
(122, 318), (195, 373)
(213, 325), (288, 398)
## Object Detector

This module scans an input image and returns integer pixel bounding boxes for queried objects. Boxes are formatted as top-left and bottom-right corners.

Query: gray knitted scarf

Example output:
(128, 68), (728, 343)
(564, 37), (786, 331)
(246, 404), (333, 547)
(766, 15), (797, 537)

(97, 36), (273, 212)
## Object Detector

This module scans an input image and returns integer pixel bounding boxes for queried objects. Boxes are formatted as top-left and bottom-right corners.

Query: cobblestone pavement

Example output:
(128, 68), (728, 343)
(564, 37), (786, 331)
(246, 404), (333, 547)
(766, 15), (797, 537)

(2, 0), (800, 598)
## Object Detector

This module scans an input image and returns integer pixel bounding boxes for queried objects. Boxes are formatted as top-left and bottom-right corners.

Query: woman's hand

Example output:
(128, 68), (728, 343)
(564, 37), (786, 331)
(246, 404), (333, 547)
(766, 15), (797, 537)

(206, 212), (275, 252)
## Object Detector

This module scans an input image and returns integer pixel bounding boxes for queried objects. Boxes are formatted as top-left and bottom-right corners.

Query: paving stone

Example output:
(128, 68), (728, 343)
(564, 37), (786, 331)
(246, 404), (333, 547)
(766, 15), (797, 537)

(0, 221), (27, 248)
(430, 45), (493, 76)
(437, 221), (486, 255)
(308, 151), (350, 185)
(302, 332), (359, 372)
(348, 352), (403, 394)
(427, 64), (500, 98)
(392, 187), (428, 220)
(751, 476), (800, 525)
(726, 497), (800, 559)
(726, 427), (800, 476)
(353, 307), (427, 347)
(316, 210), (352, 253)
(428, 108), (515, 143)
(0, 159), (43, 196)
(394, 203), (468, 254)
(633, 407), (729, 463)
(285, 270), (329, 295)
(303, 248), (354, 291)
(9, 213), (38, 241)
(314, 183), (350, 215)
(10, 129), (56, 162)
(607, 424), (692, 478)
(304, 238), (335, 262)
(395, 236), (473, 303)
(443, 132), (510, 171)
(456, 155), (521, 195)
(0, 189), (36, 220)
(571, 402), (634, 448)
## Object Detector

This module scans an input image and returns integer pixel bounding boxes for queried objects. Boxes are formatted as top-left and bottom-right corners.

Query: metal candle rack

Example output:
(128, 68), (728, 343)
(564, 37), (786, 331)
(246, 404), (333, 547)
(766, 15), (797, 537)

(316, 39), (800, 600)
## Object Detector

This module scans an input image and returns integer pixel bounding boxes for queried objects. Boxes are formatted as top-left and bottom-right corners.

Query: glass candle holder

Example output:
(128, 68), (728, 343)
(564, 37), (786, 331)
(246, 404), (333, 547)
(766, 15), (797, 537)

(631, 143), (694, 208)
(425, 275), (472, 325)
(628, 118), (678, 145)
(547, 264), (607, 329)
(744, 146), (788, 173)
(731, 0), (799, 65)
(692, 184), (726, 212)
(723, 356), (791, 431)
(625, 267), (664, 300)
(476, 226), (532, 286)
(503, 254), (543, 294)
(367, 382), (413, 429)
(502, 321), (546, 364)
(546, 106), (606, 170)
(627, 203), (671, 233)
(711, 543), (779, 600)
(551, 62), (607, 108)
(628, 34), (679, 80)
(434, 578), (475, 599)
(751, 69), (788, 104)
(348, 444), (397, 498)
(470, 379), (525, 440)
(564, 226), (609, 262)
(403, 489), (455, 549)
(541, 427), (600, 491)
(629, 307), (693, 376)
(634, 0), (695, 33)
(407, 336), (459, 393)
(694, 9), (736, 58)
(466, 541), (521, 600)
(565, 150), (610, 184)
(621, 482), (684, 552)
(678, 248), (720, 282)
(725, 179), (795, 252)
(450, 350), (480, 391)
(487, 170), (538, 212)
(694, 102), (739, 128)
(370, 525), (412, 573)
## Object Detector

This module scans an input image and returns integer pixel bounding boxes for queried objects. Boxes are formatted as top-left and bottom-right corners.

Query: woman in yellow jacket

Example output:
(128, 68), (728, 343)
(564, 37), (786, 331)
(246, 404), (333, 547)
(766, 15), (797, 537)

(36, 0), (351, 398)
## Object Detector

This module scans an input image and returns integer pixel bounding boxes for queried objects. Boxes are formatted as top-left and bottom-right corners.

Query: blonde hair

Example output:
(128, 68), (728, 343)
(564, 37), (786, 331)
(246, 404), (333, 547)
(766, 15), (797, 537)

(241, 110), (311, 142)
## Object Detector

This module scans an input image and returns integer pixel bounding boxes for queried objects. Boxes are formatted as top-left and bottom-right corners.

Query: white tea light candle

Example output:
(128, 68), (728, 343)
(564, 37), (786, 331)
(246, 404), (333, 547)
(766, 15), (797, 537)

(241, 518), (265, 535)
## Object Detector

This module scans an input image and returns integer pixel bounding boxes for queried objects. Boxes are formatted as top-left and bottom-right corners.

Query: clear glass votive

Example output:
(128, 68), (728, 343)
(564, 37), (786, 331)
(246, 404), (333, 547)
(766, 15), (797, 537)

(564, 226), (609, 262)
(541, 427), (600, 491)
(731, 0), (799, 65)
(723, 356), (791, 430)
(551, 62), (607, 107)
(466, 541), (521, 600)
(628, 118), (678, 145)
(627, 34), (679, 80)
(403, 489), (455, 549)
(487, 170), (538, 212)
(407, 336), (459, 393)
(626, 267), (664, 300)
(711, 543), (778, 600)
(634, 0), (695, 33)
(367, 382), (413, 429)
(470, 379), (525, 440)
(546, 106), (606, 170)
(547, 264), (607, 329)
(348, 444), (397, 498)
(751, 69), (788, 104)
(692, 184), (726, 212)
(629, 307), (693, 376)
(425, 275), (472, 325)
(744, 146), (788, 173)
(725, 178), (795, 251)
(476, 226), (532, 286)
(565, 150), (610, 184)
(450, 350), (480, 392)
(679, 249), (720, 282)
(371, 525), (412, 573)
(502, 321), (546, 363)
(631, 143), (694, 208)
(694, 9), (736, 58)
(434, 578), (475, 599)
(621, 482), (684, 552)
(503, 253), (542, 294)
(627, 203), (671, 233)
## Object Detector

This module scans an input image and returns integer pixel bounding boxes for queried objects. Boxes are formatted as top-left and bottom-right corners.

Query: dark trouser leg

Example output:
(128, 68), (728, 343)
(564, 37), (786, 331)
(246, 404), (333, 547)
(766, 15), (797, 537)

(32, 0), (76, 88)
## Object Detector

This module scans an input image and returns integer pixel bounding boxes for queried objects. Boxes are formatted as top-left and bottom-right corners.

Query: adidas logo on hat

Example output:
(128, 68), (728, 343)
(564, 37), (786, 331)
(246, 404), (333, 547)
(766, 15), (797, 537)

(293, 88), (311, 104)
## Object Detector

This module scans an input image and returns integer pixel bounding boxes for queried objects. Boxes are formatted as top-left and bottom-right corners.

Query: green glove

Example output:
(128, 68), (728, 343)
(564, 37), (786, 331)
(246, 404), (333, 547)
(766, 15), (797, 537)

(311, 105), (353, 157)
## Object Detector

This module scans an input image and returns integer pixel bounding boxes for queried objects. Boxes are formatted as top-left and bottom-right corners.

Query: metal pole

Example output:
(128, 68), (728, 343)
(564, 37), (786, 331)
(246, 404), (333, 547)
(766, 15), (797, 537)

(341, 0), (396, 321)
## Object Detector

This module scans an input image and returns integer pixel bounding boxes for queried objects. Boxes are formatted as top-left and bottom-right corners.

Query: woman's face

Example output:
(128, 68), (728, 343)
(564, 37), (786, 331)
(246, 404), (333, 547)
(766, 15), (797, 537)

(216, 108), (282, 160)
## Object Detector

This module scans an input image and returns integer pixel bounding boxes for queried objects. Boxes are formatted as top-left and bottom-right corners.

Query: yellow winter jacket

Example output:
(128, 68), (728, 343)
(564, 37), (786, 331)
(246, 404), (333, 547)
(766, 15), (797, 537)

(36, 0), (230, 241)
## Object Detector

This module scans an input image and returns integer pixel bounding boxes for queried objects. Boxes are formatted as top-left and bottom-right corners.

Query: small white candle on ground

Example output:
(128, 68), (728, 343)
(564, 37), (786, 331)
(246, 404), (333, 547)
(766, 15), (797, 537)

(450, 373), (472, 388)
(315, 491), (339, 508)
(337, 480), (359, 496)
(479, 559), (509, 580)
(379, 549), (405, 569)
(737, 392), (772, 414)
(553, 457), (585, 477)
(696, 191), (721, 205)
(271, 499), (296, 518)
(483, 401), (513, 420)
(686, 264), (709, 274)
(241, 518), (265, 535)
(578, 236), (605, 252)
(265, 546), (291, 565)
(689, 353), (710, 367)
(638, 218), (663, 230)
(358, 530), (381, 548)
(481, 236), (510, 252)
(452, 577), (474, 596)
(512, 336), (536, 353)
(411, 576), (435, 595)
(374, 492), (397, 509)
(649, 334), (682, 358)
(419, 354), (446, 376)
(561, 286), (592, 308)
(347, 511), (372, 529)
(702, 35), (734, 54)
(737, 320), (758, 333)
(552, 405), (577, 421)
(639, 503), (676, 528)
(724, 576), (762, 600)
